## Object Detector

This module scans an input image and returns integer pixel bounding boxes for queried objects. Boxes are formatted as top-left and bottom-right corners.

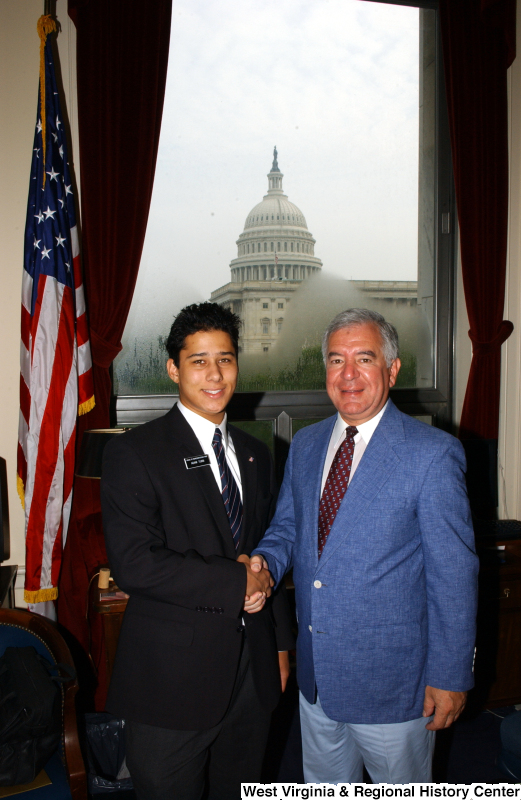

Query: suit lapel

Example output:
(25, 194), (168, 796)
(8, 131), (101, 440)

(229, 428), (257, 556)
(317, 402), (404, 572)
(168, 406), (237, 558)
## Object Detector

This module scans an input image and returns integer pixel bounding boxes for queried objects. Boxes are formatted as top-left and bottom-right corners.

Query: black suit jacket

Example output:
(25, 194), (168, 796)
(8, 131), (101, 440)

(101, 404), (294, 730)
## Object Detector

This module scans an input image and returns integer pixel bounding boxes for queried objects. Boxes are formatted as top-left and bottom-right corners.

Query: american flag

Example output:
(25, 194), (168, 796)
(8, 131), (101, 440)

(17, 17), (94, 611)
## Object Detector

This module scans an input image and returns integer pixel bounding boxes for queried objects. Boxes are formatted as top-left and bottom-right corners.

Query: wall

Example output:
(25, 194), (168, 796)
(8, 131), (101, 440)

(499, 0), (521, 520)
(0, 1), (43, 576)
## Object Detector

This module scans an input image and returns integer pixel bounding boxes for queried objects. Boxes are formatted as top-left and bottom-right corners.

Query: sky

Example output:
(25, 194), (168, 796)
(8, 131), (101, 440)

(120, 0), (420, 363)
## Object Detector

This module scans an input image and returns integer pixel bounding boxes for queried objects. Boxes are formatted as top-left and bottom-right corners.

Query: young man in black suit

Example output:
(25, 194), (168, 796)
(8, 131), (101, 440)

(101, 303), (294, 800)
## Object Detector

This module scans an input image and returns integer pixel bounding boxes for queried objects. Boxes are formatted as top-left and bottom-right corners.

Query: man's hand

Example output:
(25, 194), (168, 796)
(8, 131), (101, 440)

(249, 554), (269, 573)
(423, 686), (467, 730)
(279, 651), (290, 693)
(243, 591), (266, 613)
(237, 553), (273, 604)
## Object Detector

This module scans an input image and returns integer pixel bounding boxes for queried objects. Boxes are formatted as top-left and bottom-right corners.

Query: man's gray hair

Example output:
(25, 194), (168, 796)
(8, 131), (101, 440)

(322, 309), (399, 367)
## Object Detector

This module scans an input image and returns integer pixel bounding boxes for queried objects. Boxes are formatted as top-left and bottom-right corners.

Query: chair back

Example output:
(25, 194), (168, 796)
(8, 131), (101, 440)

(0, 623), (54, 660)
(0, 608), (87, 799)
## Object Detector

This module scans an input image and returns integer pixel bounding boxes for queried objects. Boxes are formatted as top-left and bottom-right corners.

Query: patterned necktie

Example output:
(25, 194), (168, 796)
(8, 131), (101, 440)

(318, 426), (358, 557)
(211, 427), (243, 550)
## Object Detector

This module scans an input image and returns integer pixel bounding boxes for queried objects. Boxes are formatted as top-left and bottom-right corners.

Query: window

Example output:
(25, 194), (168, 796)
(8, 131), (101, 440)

(278, 303), (284, 309)
(263, 302), (268, 308)
(115, 1), (455, 449)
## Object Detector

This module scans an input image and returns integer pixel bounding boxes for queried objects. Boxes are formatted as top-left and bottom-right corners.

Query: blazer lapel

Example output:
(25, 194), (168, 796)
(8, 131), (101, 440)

(317, 402), (404, 572)
(297, 416), (337, 570)
(168, 406), (237, 558)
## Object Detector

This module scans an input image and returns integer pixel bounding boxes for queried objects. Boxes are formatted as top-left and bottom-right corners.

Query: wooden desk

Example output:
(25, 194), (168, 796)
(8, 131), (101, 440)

(474, 537), (521, 708)
(0, 565), (17, 608)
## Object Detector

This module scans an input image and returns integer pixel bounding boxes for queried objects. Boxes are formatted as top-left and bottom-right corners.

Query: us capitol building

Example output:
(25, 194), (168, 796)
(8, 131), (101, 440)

(211, 148), (417, 353)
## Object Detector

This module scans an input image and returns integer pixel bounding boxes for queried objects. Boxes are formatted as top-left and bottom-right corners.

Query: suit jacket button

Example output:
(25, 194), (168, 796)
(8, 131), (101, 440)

(309, 625), (312, 632)
(314, 580), (322, 589)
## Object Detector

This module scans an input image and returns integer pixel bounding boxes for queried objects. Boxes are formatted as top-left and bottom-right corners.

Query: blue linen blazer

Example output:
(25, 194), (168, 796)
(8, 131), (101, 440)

(253, 400), (479, 724)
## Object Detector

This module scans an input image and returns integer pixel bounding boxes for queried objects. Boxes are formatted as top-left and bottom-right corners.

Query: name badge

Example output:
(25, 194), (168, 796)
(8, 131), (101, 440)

(184, 454), (211, 469)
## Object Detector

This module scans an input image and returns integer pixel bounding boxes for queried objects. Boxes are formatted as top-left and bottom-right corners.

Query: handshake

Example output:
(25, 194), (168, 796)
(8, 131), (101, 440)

(237, 554), (273, 614)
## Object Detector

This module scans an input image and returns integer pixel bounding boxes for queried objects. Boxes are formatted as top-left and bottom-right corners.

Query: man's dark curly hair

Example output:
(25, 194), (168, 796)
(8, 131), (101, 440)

(165, 302), (241, 366)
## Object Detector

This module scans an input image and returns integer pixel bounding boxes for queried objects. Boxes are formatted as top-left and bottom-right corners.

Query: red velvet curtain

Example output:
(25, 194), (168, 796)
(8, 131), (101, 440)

(439, 0), (515, 440)
(58, 0), (172, 707)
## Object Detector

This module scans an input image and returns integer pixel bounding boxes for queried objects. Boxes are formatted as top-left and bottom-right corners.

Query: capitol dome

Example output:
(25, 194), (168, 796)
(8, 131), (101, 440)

(244, 196), (307, 230)
(243, 156), (308, 231)
(230, 148), (322, 282)
(210, 148), (323, 353)
(243, 148), (307, 229)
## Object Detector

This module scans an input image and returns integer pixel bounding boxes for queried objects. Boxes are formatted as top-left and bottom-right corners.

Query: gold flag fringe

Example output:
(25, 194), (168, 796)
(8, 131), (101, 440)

(24, 586), (58, 604)
(36, 15), (57, 189)
(79, 394), (96, 416)
(17, 475), (25, 510)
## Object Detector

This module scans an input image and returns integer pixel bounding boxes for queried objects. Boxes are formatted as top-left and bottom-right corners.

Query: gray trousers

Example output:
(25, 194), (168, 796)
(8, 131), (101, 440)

(299, 691), (436, 784)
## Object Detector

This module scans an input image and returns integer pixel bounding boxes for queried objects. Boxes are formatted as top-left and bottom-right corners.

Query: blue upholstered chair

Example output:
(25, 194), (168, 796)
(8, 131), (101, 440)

(0, 607), (87, 799)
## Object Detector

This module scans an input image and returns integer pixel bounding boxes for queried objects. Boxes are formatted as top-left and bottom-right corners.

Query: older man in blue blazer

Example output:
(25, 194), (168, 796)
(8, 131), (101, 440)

(249, 308), (478, 784)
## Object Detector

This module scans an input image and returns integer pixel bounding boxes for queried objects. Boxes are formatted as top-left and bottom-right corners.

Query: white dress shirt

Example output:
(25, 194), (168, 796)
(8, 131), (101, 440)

(178, 403), (249, 628)
(177, 401), (243, 499)
(320, 401), (389, 494)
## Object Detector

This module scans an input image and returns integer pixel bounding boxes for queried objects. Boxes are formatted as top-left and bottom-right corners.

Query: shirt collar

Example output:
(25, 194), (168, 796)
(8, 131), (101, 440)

(331, 400), (389, 449)
(177, 401), (229, 450)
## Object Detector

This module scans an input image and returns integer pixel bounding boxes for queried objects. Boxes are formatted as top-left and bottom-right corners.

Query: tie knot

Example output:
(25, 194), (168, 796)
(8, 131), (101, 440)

(345, 426), (358, 439)
(212, 427), (223, 446)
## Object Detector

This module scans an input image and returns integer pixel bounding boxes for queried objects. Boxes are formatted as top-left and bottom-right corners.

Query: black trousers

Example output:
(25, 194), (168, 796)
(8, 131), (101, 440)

(125, 637), (272, 800)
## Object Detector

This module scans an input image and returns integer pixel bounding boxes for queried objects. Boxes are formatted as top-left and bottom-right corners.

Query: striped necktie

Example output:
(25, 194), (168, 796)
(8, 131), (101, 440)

(211, 427), (243, 550)
(318, 426), (358, 557)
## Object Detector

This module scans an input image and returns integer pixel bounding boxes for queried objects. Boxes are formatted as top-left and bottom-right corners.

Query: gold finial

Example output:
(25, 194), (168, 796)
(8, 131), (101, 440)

(36, 15), (57, 188)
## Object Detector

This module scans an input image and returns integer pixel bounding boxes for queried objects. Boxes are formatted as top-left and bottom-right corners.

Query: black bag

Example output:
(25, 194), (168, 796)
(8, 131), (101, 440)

(0, 646), (67, 786)
(85, 712), (133, 794)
